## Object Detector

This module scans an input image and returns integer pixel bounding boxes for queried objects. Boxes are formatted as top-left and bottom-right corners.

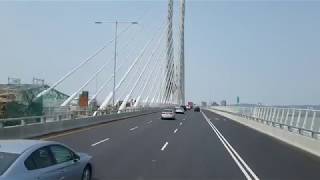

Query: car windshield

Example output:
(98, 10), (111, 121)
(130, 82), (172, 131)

(0, 152), (19, 176)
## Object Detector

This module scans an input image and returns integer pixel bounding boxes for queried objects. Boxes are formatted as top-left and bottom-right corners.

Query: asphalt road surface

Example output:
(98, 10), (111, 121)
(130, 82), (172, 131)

(41, 109), (320, 180)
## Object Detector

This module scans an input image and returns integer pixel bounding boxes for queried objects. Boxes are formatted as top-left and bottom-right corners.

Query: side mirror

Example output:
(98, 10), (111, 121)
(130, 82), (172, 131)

(73, 153), (80, 162)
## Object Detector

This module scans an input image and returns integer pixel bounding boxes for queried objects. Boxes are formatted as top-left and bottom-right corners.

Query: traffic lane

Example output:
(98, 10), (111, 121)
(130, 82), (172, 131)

(89, 112), (187, 179)
(44, 111), (181, 179)
(204, 110), (320, 180)
(151, 111), (246, 180)
(42, 112), (162, 152)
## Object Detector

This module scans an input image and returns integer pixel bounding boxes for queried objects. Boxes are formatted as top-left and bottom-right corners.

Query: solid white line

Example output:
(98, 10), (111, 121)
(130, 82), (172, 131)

(91, 138), (110, 147)
(211, 121), (259, 180)
(174, 129), (178, 134)
(129, 126), (138, 131)
(179, 122), (183, 126)
(147, 120), (153, 124)
(161, 142), (169, 151)
(202, 112), (259, 180)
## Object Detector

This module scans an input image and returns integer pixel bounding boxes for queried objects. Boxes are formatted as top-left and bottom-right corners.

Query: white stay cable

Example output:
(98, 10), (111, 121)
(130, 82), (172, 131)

(133, 48), (163, 107)
(140, 42), (168, 104)
(60, 60), (110, 106)
(155, 58), (167, 104)
(98, 22), (165, 110)
(98, 22), (157, 104)
(118, 25), (167, 111)
(144, 63), (163, 105)
(163, 60), (176, 104)
(150, 70), (164, 104)
(143, 38), (174, 105)
(88, 25), (144, 104)
(35, 24), (133, 100)
(65, 26), (143, 106)
(152, 49), (168, 104)
(162, 40), (176, 104)
(144, 48), (167, 105)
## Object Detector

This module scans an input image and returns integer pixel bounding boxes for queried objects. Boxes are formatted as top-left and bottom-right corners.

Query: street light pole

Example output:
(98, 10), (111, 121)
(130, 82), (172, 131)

(95, 20), (138, 108)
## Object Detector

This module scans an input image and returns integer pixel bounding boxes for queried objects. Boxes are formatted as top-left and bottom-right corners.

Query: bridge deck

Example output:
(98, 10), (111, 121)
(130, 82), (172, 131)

(41, 110), (320, 180)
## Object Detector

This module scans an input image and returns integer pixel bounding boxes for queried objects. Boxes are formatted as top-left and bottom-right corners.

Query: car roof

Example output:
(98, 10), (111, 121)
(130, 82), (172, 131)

(0, 140), (51, 154)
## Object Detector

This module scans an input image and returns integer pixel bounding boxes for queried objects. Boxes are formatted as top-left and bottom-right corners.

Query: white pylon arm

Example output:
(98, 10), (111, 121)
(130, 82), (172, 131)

(118, 26), (166, 112)
(98, 25), (162, 110)
(61, 61), (109, 106)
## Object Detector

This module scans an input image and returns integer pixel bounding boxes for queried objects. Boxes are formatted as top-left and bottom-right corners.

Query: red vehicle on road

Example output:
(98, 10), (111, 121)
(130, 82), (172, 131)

(187, 102), (194, 110)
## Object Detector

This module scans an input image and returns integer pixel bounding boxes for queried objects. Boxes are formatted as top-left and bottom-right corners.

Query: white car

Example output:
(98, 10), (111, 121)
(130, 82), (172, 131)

(161, 109), (176, 120)
(175, 107), (185, 114)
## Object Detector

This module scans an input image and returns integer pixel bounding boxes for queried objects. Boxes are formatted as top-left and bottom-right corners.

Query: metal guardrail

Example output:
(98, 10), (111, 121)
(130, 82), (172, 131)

(210, 106), (320, 139)
(0, 107), (156, 128)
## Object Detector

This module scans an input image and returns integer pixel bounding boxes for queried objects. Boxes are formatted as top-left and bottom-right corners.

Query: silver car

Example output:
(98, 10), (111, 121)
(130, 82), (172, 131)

(161, 109), (176, 120)
(175, 107), (185, 114)
(0, 140), (93, 180)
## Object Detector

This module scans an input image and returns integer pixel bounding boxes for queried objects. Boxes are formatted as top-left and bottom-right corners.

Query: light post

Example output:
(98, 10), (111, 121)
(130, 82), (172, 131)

(95, 21), (138, 107)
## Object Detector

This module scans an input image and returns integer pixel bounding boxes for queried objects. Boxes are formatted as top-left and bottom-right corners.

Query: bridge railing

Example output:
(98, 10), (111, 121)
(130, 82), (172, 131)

(0, 107), (156, 128)
(209, 106), (320, 139)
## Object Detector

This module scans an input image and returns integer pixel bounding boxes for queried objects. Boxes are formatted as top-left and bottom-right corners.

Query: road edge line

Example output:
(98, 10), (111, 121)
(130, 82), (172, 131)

(202, 111), (254, 180)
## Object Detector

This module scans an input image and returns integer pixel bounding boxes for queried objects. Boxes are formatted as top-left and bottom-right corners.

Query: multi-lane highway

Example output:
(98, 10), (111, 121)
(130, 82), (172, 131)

(40, 110), (320, 180)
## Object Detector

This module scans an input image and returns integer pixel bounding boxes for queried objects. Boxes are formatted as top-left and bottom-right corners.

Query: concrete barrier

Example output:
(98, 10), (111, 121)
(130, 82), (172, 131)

(0, 109), (160, 139)
(207, 108), (320, 158)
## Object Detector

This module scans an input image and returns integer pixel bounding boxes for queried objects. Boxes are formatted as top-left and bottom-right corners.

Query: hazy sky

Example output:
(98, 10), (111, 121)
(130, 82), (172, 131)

(1, 1), (320, 105)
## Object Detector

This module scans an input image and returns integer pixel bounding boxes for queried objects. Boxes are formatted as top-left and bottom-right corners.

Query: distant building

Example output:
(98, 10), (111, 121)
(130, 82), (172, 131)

(220, 100), (227, 106)
(0, 84), (69, 118)
(79, 91), (89, 108)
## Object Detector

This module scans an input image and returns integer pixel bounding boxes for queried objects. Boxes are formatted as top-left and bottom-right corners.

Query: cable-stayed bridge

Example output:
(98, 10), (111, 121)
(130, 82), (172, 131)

(1, 1), (320, 180)
(32, 0), (186, 115)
